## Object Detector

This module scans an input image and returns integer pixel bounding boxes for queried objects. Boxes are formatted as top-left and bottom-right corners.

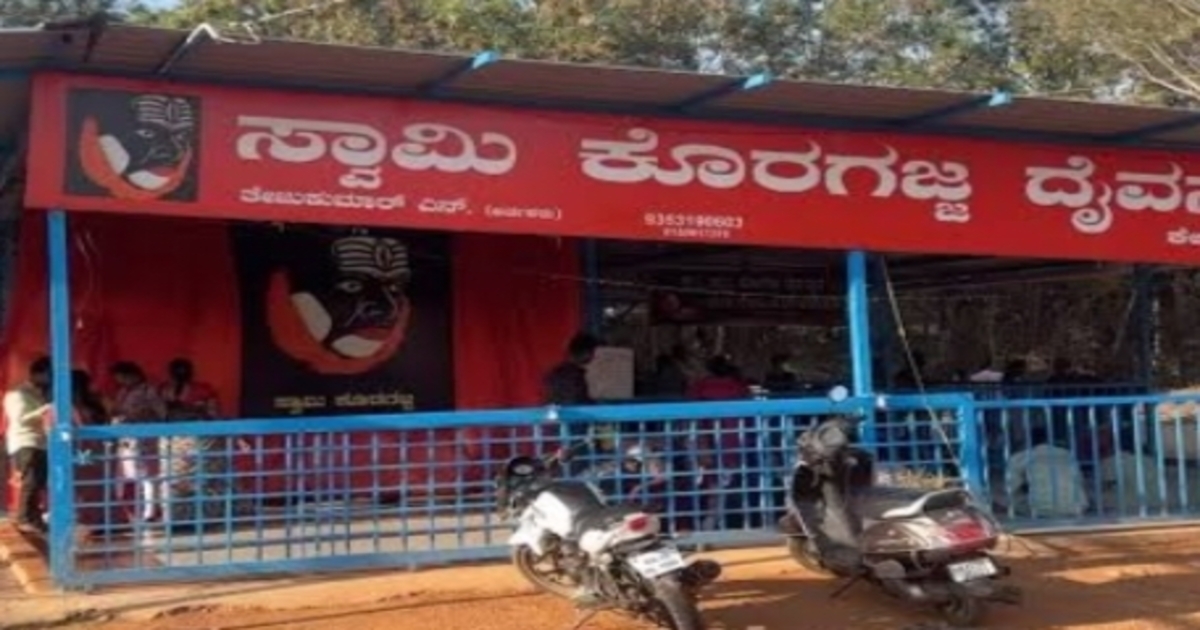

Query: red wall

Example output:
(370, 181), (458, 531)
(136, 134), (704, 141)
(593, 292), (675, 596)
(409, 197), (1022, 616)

(2, 212), (581, 506)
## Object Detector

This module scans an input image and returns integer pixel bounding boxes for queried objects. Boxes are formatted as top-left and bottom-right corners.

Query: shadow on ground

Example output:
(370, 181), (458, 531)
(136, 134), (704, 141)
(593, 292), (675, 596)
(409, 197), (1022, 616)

(706, 544), (1200, 629)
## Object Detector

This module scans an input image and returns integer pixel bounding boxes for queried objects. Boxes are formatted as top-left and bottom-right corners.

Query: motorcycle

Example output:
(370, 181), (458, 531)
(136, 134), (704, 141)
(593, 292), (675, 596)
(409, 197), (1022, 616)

(778, 386), (1022, 626)
(496, 443), (722, 630)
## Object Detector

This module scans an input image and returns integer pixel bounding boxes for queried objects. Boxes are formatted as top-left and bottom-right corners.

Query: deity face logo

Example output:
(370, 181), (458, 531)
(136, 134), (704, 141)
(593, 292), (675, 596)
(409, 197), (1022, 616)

(68, 90), (200, 202)
(266, 232), (413, 375)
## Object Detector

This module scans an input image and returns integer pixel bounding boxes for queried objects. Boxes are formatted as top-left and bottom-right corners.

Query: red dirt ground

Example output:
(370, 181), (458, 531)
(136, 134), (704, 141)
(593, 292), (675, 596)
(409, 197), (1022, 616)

(48, 527), (1200, 630)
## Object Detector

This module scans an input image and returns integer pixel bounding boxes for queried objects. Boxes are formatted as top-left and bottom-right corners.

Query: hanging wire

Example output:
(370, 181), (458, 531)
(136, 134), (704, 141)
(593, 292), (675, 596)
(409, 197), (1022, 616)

(879, 257), (963, 472)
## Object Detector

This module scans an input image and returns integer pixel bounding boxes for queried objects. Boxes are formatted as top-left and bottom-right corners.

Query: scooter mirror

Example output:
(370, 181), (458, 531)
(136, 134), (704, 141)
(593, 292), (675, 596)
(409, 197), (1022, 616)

(828, 385), (850, 403)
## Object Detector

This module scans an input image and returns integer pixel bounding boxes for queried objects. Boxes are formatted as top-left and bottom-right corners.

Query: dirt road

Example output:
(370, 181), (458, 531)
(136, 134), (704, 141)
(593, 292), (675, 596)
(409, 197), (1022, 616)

(47, 528), (1200, 630)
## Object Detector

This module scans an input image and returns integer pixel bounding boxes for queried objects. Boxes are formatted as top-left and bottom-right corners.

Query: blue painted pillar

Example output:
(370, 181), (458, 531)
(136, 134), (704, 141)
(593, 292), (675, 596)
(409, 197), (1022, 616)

(846, 250), (876, 445)
(1132, 265), (1155, 388)
(582, 239), (601, 334)
(46, 210), (76, 587)
(846, 250), (874, 395)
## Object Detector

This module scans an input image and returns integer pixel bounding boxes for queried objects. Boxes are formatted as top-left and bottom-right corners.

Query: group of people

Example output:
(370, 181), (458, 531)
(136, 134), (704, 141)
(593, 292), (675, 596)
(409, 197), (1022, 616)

(541, 334), (1159, 524)
(4, 356), (221, 535)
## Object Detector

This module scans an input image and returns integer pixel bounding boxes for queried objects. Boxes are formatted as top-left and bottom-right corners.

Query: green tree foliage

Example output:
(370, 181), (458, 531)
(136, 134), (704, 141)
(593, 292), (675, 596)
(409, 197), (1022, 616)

(133, 0), (1125, 95)
(1025, 0), (1200, 105)
(0, 0), (128, 27)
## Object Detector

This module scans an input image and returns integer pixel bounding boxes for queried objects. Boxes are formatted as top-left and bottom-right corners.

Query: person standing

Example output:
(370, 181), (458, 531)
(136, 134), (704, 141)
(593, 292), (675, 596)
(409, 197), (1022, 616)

(542, 333), (598, 407)
(157, 358), (246, 526)
(111, 361), (167, 522)
(159, 358), (219, 418)
(542, 333), (608, 476)
(688, 355), (756, 529)
(762, 353), (798, 394)
(4, 357), (52, 534)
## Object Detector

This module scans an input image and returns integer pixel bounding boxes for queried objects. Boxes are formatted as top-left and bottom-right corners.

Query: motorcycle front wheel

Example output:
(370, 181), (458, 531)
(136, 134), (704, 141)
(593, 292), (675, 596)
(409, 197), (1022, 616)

(649, 575), (706, 630)
(511, 544), (578, 598)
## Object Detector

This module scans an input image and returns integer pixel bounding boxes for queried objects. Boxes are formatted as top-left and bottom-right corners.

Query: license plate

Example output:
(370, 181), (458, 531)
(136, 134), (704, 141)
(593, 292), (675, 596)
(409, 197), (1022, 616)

(948, 557), (997, 583)
(628, 546), (687, 579)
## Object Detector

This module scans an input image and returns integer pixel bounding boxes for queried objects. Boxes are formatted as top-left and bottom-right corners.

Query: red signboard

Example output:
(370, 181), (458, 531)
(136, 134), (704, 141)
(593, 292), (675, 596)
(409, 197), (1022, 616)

(23, 72), (1200, 264)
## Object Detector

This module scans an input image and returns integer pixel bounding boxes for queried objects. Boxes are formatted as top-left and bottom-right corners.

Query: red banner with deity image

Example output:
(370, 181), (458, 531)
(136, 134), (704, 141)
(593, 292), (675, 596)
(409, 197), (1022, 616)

(23, 71), (1200, 264)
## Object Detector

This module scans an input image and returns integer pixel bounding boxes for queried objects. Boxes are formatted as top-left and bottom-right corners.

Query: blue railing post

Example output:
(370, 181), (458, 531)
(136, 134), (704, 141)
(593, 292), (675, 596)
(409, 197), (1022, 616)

(870, 256), (895, 390)
(46, 209), (77, 588)
(846, 250), (876, 444)
(582, 239), (601, 334)
(956, 397), (985, 500)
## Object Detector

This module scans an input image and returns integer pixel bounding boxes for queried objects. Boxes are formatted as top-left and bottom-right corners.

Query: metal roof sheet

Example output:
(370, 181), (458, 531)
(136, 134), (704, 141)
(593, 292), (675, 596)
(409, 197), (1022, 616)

(177, 37), (467, 91)
(711, 81), (972, 120)
(949, 97), (1187, 137)
(451, 59), (731, 107)
(0, 22), (1198, 153)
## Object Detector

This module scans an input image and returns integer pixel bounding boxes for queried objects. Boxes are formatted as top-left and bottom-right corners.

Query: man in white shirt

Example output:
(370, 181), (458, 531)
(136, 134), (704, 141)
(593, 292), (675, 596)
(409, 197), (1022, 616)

(1005, 426), (1089, 518)
(4, 357), (52, 534)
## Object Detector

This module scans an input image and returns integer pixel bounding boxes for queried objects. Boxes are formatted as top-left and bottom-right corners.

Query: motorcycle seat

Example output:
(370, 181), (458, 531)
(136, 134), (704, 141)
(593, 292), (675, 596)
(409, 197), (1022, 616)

(572, 505), (645, 539)
(856, 487), (966, 521)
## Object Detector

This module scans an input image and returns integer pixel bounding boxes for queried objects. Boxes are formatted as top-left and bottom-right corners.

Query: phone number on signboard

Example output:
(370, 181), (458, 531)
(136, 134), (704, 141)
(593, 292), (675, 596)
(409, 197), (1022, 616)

(643, 213), (745, 230)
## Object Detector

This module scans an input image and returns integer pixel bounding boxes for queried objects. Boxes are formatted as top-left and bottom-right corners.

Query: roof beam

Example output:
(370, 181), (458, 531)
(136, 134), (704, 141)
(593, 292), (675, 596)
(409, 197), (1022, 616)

(1108, 113), (1200, 143)
(896, 90), (1011, 128)
(669, 72), (772, 112)
(419, 51), (499, 96)
(156, 24), (220, 75)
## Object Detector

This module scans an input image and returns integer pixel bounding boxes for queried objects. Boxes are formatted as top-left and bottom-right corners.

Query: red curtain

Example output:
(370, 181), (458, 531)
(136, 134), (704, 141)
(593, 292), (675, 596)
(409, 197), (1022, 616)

(2, 213), (582, 504)
(0, 212), (243, 407)
(452, 233), (582, 410)
(452, 233), (582, 472)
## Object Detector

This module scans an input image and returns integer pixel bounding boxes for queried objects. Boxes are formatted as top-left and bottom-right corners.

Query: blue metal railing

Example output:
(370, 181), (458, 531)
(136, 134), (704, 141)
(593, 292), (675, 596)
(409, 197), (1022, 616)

(51, 394), (985, 589)
(47, 391), (1200, 589)
(975, 393), (1200, 530)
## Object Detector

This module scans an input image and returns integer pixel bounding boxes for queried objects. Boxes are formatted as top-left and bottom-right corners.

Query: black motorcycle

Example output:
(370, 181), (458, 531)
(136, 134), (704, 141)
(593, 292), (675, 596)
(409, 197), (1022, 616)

(778, 388), (1022, 626)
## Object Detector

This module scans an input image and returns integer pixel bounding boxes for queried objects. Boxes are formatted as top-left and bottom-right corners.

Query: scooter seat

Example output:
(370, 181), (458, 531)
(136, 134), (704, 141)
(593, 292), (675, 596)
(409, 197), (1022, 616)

(572, 505), (644, 539)
(856, 487), (967, 521)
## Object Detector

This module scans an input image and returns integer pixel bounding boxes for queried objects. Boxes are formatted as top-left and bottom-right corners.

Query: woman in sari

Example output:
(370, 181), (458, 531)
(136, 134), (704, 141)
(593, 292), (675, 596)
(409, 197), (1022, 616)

(157, 358), (248, 528)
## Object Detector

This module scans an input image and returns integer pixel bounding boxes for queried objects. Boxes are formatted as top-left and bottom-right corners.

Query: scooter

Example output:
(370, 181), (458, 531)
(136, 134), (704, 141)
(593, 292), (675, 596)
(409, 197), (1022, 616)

(497, 442), (722, 630)
(778, 387), (1022, 626)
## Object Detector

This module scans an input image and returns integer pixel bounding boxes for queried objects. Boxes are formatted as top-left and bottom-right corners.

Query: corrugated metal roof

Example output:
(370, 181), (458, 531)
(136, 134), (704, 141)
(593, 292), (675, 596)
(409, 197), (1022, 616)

(950, 97), (1184, 136)
(0, 22), (1198, 153)
(712, 82), (971, 120)
(451, 59), (730, 107)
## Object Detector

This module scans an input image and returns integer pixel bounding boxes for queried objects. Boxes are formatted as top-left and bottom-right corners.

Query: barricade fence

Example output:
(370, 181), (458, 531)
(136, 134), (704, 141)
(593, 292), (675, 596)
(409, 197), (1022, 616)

(55, 397), (877, 588)
(976, 394), (1200, 529)
(48, 392), (1200, 588)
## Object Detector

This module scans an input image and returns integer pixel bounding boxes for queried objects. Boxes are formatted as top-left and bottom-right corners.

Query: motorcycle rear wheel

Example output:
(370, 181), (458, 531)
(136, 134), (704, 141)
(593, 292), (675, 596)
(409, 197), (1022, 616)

(786, 537), (832, 576)
(511, 544), (577, 598)
(650, 576), (705, 630)
(938, 594), (984, 626)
